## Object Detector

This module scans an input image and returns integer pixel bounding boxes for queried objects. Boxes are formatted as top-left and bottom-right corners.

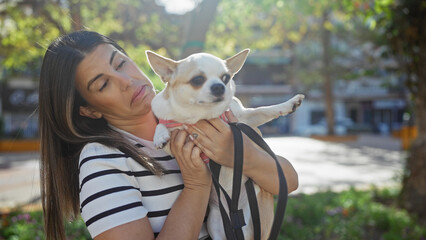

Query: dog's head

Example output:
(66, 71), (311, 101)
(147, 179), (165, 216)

(146, 49), (250, 115)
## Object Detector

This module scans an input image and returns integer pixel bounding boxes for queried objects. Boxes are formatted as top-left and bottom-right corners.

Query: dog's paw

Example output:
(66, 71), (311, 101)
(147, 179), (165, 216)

(289, 94), (305, 113)
(153, 124), (171, 149)
(154, 136), (170, 149)
(278, 94), (305, 117)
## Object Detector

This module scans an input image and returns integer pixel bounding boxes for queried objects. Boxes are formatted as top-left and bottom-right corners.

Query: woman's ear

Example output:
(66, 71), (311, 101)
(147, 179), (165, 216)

(79, 106), (102, 119)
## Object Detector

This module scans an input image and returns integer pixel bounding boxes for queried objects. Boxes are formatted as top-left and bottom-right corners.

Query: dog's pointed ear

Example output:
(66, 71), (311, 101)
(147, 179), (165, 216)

(146, 50), (178, 83)
(225, 49), (250, 75)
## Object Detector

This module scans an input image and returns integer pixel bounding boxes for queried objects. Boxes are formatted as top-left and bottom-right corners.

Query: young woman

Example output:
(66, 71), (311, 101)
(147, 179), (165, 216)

(39, 30), (298, 240)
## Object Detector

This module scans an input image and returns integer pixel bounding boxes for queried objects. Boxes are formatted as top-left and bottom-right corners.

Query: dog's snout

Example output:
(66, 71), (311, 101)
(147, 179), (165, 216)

(211, 83), (225, 96)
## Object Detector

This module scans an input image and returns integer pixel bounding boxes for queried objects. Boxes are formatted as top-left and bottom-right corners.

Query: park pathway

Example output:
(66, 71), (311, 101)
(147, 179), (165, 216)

(0, 134), (405, 209)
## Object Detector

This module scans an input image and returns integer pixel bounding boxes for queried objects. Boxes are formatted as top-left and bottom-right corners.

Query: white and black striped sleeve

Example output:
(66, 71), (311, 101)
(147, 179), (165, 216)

(78, 142), (148, 238)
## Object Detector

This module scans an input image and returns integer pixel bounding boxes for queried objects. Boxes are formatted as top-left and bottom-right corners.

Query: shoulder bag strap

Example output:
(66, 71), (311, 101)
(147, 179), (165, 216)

(235, 123), (288, 240)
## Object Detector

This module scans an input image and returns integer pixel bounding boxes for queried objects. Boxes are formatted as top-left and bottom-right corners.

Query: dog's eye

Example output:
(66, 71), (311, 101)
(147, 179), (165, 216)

(221, 74), (231, 84)
(189, 75), (206, 87)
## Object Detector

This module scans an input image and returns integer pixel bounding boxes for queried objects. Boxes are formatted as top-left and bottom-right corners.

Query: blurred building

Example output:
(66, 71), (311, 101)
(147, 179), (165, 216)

(234, 51), (409, 136)
(0, 78), (39, 139)
(293, 77), (408, 136)
(0, 50), (409, 140)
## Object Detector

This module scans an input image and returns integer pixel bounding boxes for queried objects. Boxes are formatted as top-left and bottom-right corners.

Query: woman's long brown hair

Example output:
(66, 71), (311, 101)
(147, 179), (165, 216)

(39, 31), (163, 240)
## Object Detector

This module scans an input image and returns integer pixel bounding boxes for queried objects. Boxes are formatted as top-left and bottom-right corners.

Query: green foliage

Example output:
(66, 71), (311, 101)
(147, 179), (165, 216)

(206, 0), (386, 89)
(282, 187), (426, 240)
(0, 0), (181, 79)
(0, 0), (389, 89)
(0, 210), (91, 240)
(1, 187), (424, 240)
(0, 3), (62, 75)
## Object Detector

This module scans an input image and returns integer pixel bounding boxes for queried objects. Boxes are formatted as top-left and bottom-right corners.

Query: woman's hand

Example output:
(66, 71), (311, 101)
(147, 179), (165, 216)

(169, 129), (211, 191)
(183, 111), (299, 195)
(94, 130), (214, 240)
(183, 111), (238, 168)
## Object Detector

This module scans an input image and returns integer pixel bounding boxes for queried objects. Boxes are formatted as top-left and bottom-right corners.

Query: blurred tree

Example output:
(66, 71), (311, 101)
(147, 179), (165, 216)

(207, 0), (378, 135)
(0, 0), (220, 88)
(180, 0), (220, 58)
(369, 0), (425, 221)
(0, 0), (66, 77)
(341, 0), (426, 221)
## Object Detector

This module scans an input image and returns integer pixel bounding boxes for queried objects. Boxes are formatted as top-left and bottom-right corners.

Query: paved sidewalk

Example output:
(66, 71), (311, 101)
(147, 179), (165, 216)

(0, 134), (405, 208)
(265, 134), (404, 194)
(0, 152), (40, 209)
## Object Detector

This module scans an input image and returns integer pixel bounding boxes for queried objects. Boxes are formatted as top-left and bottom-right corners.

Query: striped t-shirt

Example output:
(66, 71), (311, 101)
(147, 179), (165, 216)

(78, 128), (208, 238)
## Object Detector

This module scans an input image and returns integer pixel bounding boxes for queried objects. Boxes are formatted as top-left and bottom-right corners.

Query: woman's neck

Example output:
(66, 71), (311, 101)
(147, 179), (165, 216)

(110, 111), (158, 141)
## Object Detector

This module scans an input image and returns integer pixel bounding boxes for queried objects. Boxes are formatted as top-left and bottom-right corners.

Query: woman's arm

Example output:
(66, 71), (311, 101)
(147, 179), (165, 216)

(183, 114), (298, 195)
(95, 185), (210, 240)
(243, 147), (299, 195)
(95, 130), (211, 240)
(158, 129), (211, 239)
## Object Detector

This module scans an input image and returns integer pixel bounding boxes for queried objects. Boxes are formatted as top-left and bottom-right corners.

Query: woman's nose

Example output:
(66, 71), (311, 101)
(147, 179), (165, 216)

(116, 73), (133, 91)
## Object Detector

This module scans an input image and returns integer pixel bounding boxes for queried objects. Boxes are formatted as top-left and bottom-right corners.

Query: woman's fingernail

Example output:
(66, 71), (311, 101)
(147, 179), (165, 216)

(189, 134), (194, 141)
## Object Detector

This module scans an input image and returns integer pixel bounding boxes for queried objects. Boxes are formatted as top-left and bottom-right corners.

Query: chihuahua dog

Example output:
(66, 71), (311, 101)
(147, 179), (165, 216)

(146, 49), (304, 240)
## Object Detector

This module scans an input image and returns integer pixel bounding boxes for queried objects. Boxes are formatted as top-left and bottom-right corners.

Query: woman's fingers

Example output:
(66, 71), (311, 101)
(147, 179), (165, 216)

(169, 129), (212, 190)
(181, 111), (242, 167)
(169, 130), (179, 155)
(170, 130), (187, 151)
(190, 146), (203, 163)
(183, 124), (229, 163)
(189, 132), (214, 159)
(205, 110), (239, 133)
(171, 129), (208, 166)
(184, 124), (213, 146)
(224, 110), (238, 123)
(205, 118), (229, 133)
(196, 110), (238, 134)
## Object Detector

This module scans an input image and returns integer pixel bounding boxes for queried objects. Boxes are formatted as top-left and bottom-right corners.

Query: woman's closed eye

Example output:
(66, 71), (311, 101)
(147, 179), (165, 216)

(99, 79), (109, 92)
(98, 60), (126, 91)
(116, 59), (126, 70)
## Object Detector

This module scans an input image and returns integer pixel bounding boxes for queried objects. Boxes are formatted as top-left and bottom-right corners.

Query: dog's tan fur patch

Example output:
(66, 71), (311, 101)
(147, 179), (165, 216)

(171, 61), (205, 90)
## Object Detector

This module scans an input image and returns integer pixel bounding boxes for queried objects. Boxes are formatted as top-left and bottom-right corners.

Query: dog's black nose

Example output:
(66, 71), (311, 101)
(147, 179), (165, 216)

(211, 83), (225, 96)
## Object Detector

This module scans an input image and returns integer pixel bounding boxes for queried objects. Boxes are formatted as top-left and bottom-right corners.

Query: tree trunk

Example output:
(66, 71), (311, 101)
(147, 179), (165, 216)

(70, 0), (82, 31)
(321, 10), (335, 135)
(180, 0), (220, 58)
(400, 97), (426, 222)
(399, 2), (426, 220)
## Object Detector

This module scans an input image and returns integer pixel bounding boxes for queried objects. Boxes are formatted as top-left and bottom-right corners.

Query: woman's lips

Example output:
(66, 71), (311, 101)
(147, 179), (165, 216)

(131, 85), (147, 106)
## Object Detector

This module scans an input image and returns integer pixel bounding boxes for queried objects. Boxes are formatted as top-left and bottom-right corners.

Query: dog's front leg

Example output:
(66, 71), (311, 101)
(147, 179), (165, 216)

(153, 123), (171, 149)
(231, 94), (304, 128)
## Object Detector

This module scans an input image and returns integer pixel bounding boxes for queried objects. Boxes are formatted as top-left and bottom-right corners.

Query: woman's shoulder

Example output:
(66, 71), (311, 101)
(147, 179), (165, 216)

(78, 142), (128, 170)
(80, 142), (122, 158)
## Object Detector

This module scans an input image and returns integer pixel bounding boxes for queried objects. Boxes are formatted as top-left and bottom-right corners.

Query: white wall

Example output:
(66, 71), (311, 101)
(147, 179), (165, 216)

(292, 98), (346, 135)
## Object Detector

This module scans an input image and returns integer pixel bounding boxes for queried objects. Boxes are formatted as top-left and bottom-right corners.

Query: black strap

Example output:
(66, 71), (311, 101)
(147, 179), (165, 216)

(235, 123), (288, 240)
(208, 124), (248, 240)
(245, 178), (261, 240)
(210, 161), (237, 240)
(209, 122), (288, 240)
(229, 124), (246, 240)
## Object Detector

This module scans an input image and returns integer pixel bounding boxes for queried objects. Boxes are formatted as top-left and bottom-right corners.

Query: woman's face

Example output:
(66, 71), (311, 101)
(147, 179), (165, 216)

(75, 44), (156, 125)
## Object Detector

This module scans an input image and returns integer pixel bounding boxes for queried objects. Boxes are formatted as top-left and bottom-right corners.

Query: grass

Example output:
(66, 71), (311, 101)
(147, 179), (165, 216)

(0, 210), (90, 240)
(1, 186), (425, 240)
(281, 186), (425, 240)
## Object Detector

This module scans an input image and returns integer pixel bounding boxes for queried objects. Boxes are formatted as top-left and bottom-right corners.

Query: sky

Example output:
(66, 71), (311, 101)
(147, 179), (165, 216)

(156, 0), (199, 14)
